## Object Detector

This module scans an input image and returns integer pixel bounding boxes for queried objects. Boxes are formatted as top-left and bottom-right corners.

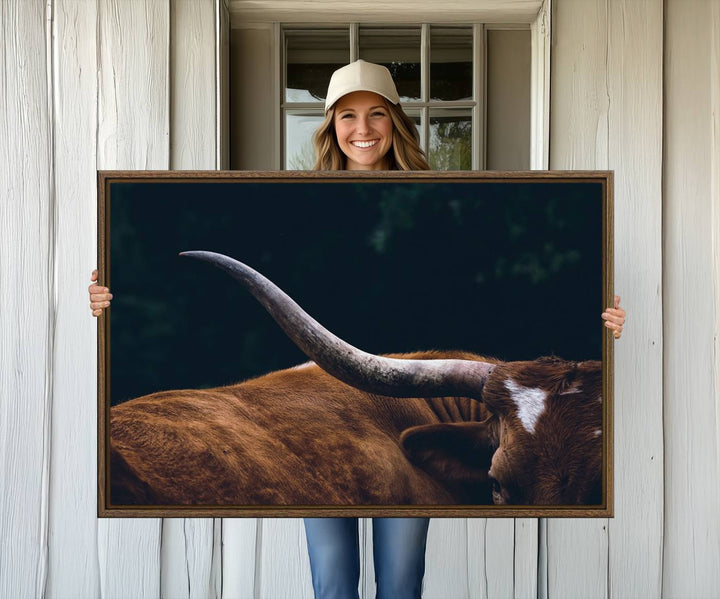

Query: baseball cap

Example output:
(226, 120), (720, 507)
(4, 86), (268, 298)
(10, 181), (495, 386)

(324, 60), (400, 112)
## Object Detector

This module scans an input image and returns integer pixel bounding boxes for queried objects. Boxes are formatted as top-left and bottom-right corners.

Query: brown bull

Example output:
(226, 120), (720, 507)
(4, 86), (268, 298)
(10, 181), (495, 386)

(110, 252), (603, 506)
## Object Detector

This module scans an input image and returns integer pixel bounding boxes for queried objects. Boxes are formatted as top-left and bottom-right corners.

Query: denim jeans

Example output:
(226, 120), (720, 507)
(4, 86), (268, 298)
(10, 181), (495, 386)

(303, 517), (430, 599)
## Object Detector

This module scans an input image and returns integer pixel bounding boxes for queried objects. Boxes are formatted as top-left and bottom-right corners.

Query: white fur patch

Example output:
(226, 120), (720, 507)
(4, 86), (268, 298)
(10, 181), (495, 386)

(504, 379), (547, 434)
(594, 429), (602, 437)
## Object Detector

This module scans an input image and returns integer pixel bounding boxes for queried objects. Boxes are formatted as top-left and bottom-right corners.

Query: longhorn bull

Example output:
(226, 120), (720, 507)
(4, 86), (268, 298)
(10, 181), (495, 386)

(110, 251), (603, 506)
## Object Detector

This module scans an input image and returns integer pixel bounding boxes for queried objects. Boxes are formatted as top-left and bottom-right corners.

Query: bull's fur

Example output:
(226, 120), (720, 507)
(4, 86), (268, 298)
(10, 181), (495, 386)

(110, 352), (603, 506)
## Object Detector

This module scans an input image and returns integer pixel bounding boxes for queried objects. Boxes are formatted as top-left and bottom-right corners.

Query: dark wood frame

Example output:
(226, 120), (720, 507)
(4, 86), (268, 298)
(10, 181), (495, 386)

(98, 170), (614, 518)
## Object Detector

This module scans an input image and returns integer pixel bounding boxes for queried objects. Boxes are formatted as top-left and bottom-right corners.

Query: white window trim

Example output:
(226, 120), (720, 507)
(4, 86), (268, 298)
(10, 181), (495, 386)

(530, 0), (551, 169)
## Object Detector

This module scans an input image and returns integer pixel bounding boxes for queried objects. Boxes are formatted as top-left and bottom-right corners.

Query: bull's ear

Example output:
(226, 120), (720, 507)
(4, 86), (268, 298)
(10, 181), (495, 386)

(400, 422), (496, 504)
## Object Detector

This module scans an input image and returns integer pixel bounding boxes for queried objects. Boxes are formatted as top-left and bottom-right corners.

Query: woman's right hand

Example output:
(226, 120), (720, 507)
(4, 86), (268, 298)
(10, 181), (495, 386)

(89, 269), (113, 317)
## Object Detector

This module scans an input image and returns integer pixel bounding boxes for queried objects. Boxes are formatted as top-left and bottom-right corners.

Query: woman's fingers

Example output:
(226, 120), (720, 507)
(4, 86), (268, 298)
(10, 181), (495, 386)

(89, 290), (113, 302)
(603, 320), (623, 339)
(89, 270), (112, 316)
(602, 298), (625, 340)
(602, 310), (624, 325)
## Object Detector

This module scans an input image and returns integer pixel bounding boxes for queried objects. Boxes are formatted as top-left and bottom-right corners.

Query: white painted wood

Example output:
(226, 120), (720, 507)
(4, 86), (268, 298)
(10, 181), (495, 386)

(161, 520), (218, 599)
(359, 518), (371, 598)
(229, 0), (543, 24)
(170, 0), (217, 170)
(530, 0), (550, 170)
(256, 518), (314, 598)
(0, 1), (52, 597)
(422, 519), (470, 599)
(466, 519), (516, 598)
(663, 1), (720, 596)
(98, 520), (161, 599)
(46, 1), (101, 597)
(550, 0), (609, 169)
(218, 0), (230, 169)
(605, 1), (664, 597)
(162, 2), (220, 595)
(222, 519), (257, 598)
(551, 1), (665, 598)
(546, 522), (607, 599)
(96, 1), (169, 595)
(513, 519), (538, 599)
(96, 0), (170, 170)
(713, 8), (720, 553)
(536, 519), (547, 599)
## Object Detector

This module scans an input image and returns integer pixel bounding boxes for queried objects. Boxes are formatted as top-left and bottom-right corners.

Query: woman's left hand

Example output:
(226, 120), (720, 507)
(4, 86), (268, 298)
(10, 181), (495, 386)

(602, 295), (626, 339)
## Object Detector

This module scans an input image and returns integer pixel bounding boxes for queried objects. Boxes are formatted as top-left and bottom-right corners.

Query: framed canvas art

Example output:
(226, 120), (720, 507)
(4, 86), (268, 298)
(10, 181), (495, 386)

(97, 170), (614, 518)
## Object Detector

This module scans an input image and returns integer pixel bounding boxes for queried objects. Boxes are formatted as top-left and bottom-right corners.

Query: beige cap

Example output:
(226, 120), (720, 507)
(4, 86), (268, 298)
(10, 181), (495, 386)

(324, 60), (400, 112)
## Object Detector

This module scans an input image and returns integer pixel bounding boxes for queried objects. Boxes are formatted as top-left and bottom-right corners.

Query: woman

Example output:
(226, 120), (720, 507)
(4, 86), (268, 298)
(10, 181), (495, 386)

(89, 60), (626, 599)
(302, 60), (433, 599)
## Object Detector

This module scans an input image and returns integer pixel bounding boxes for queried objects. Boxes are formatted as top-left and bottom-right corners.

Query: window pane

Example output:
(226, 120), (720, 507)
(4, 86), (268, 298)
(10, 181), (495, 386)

(429, 109), (472, 170)
(359, 28), (421, 102)
(430, 27), (473, 101)
(401, 108), (423, 148)
(286, 30), (349, 103)
(285, 112), (324, 169)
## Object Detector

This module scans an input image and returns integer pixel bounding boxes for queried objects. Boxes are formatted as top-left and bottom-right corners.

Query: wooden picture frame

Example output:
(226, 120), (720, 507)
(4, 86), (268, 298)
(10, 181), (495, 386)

(98, 170), (614, 518)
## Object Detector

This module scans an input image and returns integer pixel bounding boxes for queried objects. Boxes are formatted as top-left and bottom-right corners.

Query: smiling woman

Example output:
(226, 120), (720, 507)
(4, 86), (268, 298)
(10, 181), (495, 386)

(311, 60), (430, 172)
(333, 91), (394, 170)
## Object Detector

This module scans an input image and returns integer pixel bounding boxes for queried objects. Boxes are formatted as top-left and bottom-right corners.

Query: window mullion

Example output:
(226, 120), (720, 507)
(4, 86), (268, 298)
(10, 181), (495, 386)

(279, 24), (287, 170)
(421, 23), (430, 154)
(350, 23), (359, 61)
(473, 23), (485, 171)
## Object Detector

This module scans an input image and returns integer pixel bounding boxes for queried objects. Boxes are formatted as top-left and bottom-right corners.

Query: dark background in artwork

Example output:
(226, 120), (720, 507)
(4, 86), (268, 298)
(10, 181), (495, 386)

(109, 180), (603, 405)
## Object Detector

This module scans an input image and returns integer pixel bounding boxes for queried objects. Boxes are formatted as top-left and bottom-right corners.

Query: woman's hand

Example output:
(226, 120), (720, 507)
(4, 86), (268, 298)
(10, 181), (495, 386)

(89, 269), (113, 317)
(602, 295), (625, 339)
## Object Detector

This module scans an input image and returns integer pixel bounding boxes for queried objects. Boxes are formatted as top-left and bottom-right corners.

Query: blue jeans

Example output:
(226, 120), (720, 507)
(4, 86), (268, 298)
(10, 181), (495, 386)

(303, 517), (430, 599)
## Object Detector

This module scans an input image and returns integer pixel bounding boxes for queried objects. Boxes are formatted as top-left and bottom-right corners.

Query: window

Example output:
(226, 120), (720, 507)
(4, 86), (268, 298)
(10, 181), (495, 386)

(283, 25), (480, 170)
(229, 23), (531, 171)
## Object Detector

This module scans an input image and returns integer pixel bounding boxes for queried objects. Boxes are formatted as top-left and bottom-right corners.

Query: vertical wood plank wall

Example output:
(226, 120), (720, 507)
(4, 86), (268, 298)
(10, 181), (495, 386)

(1, 0), (719, 597)
(0, 1), (52, 598)
(550, 2), (664, 598)
(663, 1), (720, 596)
(47, 0), (100, 597)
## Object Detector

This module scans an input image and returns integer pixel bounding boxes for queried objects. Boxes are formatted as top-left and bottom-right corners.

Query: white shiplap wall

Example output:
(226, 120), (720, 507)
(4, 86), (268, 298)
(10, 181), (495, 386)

(663, 1), (720, 596)
(0, 1), (53, 598)
(47, 0), (100, 596)
(2, 0), (720, 597)
(549, 1), (664, 598)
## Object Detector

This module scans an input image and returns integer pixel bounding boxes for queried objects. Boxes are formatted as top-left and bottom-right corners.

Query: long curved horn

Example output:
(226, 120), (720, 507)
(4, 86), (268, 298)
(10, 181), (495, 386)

(180, 251), (496, 400)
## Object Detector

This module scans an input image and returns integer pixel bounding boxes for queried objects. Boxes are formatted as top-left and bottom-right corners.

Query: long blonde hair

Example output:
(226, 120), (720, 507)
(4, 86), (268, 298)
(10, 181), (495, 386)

(312, 100), (430, 171)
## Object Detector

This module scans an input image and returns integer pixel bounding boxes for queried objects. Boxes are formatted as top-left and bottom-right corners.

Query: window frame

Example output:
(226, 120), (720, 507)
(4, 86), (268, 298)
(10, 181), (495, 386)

(281, 23), (489, 170)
